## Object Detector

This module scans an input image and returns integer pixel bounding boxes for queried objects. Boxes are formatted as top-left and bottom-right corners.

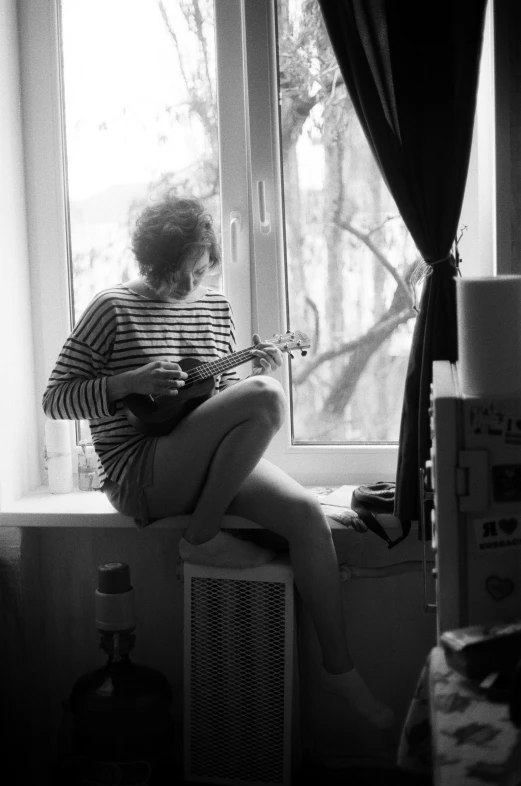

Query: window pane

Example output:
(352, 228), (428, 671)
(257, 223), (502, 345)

(60, 0), (220, 323)
(277, 0), (419, 444)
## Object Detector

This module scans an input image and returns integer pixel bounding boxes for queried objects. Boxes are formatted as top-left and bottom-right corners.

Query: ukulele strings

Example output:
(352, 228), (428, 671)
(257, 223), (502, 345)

(181, 346), (257, 384)
(177, 336), (296, 384)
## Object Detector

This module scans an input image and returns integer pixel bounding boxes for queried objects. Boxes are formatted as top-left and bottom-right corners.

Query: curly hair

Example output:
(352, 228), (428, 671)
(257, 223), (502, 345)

(131, 192), (221, 290)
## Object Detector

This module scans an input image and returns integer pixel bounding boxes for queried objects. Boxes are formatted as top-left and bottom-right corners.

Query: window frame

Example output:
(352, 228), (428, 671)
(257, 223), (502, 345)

(14, 0), (497, 499)
(16, 0), (77, 496)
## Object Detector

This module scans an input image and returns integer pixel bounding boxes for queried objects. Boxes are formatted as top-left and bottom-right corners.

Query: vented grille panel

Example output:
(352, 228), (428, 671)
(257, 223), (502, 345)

(185, 571), (292, 785)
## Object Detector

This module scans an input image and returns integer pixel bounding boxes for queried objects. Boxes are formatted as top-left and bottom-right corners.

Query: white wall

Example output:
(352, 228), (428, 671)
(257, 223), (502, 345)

(458, 1), (496, 278)
(0, 0), (39, 505)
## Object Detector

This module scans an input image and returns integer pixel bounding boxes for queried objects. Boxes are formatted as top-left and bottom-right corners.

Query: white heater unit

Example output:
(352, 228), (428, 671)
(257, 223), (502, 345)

(183, 555), (300, 786)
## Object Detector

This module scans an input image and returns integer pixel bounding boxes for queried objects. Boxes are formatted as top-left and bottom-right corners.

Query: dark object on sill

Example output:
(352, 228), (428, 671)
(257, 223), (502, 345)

(351, 482), (411, 548)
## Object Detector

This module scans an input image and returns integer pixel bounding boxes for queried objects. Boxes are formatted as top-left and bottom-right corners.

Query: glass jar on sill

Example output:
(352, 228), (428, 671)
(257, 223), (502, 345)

(77, 440), (101, 491)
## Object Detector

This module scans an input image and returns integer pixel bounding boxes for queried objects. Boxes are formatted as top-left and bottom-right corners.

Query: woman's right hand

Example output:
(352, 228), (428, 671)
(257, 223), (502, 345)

(128, 360), (187, 397)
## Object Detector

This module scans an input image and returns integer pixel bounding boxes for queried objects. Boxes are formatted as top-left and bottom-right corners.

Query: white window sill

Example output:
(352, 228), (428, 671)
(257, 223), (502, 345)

(0, 483), (406, 530)
(0, 484), (254, 528)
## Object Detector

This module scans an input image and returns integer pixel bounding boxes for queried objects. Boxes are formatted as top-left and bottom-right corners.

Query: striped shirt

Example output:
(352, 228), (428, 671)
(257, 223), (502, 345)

(42, 285), (240, 485)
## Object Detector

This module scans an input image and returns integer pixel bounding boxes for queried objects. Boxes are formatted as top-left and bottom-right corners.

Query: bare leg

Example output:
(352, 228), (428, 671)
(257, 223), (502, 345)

(144, 375), (285, 550)
(143, 377), (352, 669)
(143, 378), (393, 727)
(227, 459), (394, 728)
(183, 414), (281, 544)
(226, 458), (353, 673)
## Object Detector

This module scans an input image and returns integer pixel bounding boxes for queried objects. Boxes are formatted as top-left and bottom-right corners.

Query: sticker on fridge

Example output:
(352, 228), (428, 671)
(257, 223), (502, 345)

(473, 516), (521, 554)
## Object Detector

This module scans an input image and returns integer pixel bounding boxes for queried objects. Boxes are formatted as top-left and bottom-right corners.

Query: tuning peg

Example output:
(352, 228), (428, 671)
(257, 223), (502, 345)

(289, 352), (294, 359)
(301, 350), (307, 357)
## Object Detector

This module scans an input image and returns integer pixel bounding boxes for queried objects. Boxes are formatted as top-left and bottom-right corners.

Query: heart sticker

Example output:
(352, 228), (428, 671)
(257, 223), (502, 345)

(499, 518), (518, 535)
(485, 576), (515, 601)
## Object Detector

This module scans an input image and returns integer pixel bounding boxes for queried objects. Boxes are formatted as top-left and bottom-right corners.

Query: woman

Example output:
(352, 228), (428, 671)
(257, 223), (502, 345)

(43, 192), (394, 729)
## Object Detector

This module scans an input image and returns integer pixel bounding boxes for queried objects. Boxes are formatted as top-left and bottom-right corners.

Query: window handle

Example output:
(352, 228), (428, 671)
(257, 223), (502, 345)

(230, 211), (241, 264)
(257, 181), (271, 234)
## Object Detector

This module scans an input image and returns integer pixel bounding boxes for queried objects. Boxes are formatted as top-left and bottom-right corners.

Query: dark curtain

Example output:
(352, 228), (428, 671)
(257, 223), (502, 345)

(318, 0), (487, 522)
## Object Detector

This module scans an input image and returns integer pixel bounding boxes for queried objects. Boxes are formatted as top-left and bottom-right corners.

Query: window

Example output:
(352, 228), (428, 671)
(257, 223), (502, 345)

(276, 2), (420, 445)
(19, 0), (495, 492)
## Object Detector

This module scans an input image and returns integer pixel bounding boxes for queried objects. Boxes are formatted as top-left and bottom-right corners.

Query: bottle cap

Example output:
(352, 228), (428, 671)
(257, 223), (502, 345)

(97, 562), (132, 595)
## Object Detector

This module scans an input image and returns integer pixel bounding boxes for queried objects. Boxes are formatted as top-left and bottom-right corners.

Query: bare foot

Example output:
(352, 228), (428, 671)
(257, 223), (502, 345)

(179, 531), (278, 569)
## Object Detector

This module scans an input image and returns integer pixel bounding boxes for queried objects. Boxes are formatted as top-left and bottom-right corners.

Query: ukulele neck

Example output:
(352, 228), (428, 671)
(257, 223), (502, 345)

(199, 347), (257, 380)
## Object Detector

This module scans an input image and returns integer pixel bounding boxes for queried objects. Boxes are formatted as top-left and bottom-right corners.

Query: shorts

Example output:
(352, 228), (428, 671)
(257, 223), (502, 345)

(102, 438), (159, 529)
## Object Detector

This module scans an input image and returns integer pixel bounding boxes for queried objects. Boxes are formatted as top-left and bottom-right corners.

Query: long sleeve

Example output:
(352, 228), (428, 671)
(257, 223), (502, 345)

(42, 293), (117, 421)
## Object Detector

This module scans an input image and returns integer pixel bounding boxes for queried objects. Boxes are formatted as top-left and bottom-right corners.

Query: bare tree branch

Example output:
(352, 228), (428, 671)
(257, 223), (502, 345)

(293, 302), (414, 385)
(157, 0), (191, 96)
(304, 295), (320, 354)
(157, 0), (216, 155)
(338, 218), (413, 307)
(323, 307), (412, 415)
(190, 0), (214, 109)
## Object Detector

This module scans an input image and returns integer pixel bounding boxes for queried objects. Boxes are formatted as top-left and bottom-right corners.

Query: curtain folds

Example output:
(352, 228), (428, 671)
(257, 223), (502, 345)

(318, 0), (488, 522)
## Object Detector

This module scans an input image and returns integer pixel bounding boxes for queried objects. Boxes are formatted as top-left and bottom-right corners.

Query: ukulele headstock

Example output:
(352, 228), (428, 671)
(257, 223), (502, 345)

(271, 330), (310, 359)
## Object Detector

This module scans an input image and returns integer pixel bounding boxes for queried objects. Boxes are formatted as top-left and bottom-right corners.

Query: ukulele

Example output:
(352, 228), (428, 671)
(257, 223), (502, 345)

(123, 330), (310, 436)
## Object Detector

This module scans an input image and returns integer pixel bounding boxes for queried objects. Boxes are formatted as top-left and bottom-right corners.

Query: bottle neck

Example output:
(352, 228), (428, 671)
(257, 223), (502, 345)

(99, 629), (136, 664)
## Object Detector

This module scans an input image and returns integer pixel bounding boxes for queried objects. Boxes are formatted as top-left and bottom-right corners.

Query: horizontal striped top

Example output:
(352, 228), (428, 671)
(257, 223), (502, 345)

(42, 285), (241, 485)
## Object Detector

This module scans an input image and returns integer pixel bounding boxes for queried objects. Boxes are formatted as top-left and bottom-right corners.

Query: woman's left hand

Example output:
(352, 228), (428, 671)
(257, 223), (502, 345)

(251, 333), (283, 375)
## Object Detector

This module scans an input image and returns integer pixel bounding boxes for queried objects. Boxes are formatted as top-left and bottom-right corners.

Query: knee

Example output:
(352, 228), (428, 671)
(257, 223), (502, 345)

(245, 375), (286, 431)
(283, 494), (333, 545)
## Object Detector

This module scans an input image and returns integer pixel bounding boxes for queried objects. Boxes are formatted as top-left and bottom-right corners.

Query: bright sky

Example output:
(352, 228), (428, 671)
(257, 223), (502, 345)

(61, 0), (210, 200)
